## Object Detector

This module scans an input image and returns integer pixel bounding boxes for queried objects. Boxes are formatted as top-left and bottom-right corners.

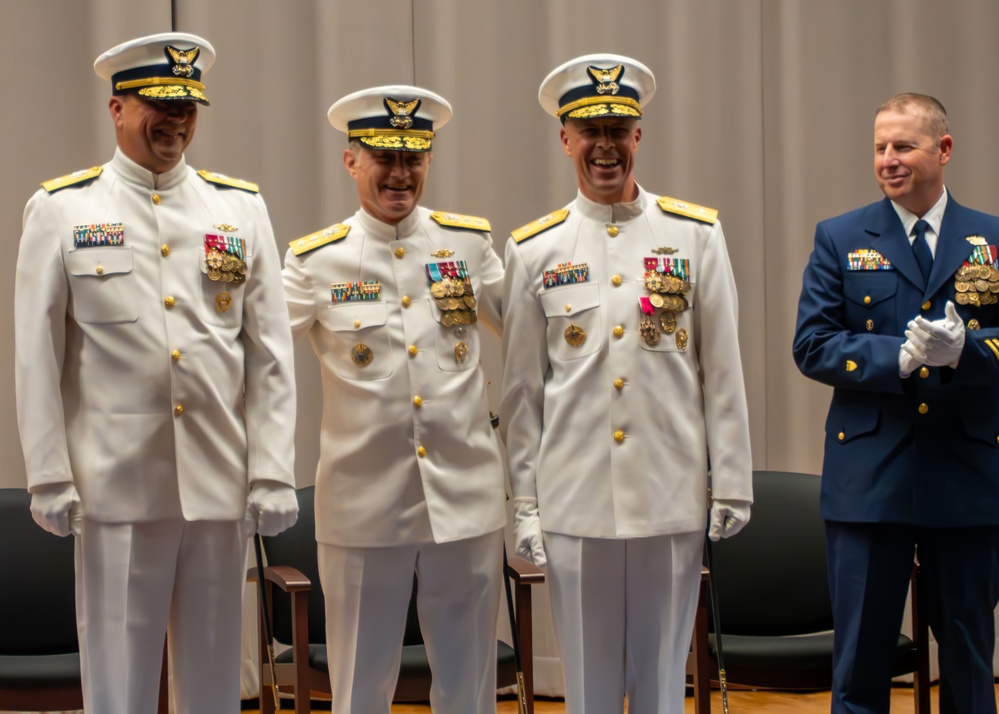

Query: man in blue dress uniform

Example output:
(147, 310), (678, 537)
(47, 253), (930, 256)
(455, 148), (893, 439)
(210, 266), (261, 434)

(794, 93), (999, 713)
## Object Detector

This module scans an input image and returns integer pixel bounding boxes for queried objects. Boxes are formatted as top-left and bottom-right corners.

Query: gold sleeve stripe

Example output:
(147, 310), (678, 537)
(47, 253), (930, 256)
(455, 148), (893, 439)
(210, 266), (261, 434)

(289, 224), (350, 256)
(196, 170), (259, 193)
(657, 196), (718, 224)
(512, 209), (570, 244)
(430, 212), (492, 232)
(42, 166), (103, 192)
(986, 338), (999, 363)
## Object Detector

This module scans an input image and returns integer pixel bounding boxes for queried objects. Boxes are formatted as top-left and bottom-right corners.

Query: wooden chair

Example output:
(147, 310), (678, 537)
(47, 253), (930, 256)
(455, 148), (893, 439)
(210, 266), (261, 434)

(688, 471), (931, 714)
(249, 485), (545, 713)
(0, 488), (168, 712)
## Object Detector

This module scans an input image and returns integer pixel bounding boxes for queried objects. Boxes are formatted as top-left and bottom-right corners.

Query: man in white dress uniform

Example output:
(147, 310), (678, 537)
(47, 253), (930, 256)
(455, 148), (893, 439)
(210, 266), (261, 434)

(281, 85), (506, 714)
(500, 54), (754, 714)
(14, 33), (299, 713)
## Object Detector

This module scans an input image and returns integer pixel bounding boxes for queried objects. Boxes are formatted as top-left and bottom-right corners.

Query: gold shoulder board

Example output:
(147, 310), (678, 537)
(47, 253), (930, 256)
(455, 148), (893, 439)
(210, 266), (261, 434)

(430, 211), (492, 233)
(657, 196), (718, 224)
(41, 166), (103, 193)
(197, 170), (260, 193)
(289, 224), (350, 256)
(512, 209), (570, 244)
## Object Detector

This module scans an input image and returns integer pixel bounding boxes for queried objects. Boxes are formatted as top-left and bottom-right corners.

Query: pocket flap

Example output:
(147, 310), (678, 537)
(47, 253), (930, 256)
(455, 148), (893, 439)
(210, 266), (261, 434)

(66, 247), (133, 277)
(540, 283), (600, 317)
(322, 302), (388, 332)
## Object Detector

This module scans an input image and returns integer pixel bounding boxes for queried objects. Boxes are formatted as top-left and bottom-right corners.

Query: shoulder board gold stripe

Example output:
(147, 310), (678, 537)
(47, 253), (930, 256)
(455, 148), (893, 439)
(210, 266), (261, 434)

(197, 170), (260, 193)
(430, 211), (492, 233)
(986, 338), (999, 363)
(512, 209), (570, 244)
(657, 196), (718, 224)
(42, 166), (103, 193)
(289, 224), (350, 256)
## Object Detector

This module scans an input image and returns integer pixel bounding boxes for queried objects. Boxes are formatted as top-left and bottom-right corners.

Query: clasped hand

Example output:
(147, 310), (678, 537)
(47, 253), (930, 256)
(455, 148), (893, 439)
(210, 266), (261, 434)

(901, 300), (965, 368)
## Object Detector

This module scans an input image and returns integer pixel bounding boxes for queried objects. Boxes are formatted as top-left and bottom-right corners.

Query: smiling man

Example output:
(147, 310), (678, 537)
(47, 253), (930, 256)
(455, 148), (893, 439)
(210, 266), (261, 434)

(794, 93), (999, 714)
(14, 33), (298, 713)
(500, 54), (753, 714)
(282, 86), (506, 714)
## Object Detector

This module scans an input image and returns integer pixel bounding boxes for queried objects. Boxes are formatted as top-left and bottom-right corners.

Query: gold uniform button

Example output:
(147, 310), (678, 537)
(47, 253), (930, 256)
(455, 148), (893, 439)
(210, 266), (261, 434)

(96, 265), (104, 276)
(152, 194), (161, 205)
(613, 430), (625, 443)
(613, 325), (624, 338)
(838, 432), (845, 442)
(919, 367), (929, 379)
(164, 296), (176, 308)
(995, 436), (999, 445)
(408, 345), (418, 356)
(918, 403), (929, 415)
(161, 244), (171, 257)
(922, 301), (932, 311)
(611, 275), (623, 287)
(863, 296), (872, 305)
(173, 404), (184, 416)
(354, 320), (361, 328)
(607, 226), (619, 237)
(413, 396), (423, 408)
(565, 304), (572, 312)
(968, 319), (981, 331)
(417, 446), (427, 458)
(394, 247), (406, 259)
(613, 378), (625, 390)
(401, 296), (412, 308)
(171, 349), (181, 361)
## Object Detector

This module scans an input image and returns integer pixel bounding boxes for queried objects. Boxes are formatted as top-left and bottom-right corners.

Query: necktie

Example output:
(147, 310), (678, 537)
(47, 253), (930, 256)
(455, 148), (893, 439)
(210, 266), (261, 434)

(911, 219), (933, 284)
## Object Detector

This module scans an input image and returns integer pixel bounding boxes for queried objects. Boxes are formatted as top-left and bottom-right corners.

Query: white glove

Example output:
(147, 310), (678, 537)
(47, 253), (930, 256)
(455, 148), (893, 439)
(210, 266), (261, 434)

(903, 300), (965, 368)
(898, 340), (923, 377)
(512, 497), (547, 568)
(708, 499), (751, 542)
(30, 482), (82, 537)
(247, 480), (299, 536)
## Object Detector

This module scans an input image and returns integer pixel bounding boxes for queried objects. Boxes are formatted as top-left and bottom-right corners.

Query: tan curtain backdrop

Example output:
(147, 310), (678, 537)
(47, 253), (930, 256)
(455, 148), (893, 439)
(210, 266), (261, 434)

(4, 0), (999, 705)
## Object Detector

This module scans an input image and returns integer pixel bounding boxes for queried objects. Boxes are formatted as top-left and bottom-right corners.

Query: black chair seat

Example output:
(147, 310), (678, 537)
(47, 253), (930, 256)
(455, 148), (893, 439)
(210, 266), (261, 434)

(0, 653), (81, 689)
(706, 632), (917, 689)
(273, 640), (518, 702)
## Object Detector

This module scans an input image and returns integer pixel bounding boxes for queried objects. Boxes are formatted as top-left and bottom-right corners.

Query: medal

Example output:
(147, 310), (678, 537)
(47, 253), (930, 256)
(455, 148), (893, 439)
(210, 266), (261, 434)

(564, 324), (586, 347)
(675, 328), (689, 350)
(640, 315), (661, 345)
(454, 341), (469, 363)
(351, 344), (373, 367)
(215, 291), (232, 313)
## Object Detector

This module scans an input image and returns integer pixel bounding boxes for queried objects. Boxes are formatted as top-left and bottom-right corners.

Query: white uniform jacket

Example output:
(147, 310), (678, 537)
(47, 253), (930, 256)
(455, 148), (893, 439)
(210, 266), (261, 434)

(501, 188), (752, 538)
(14, 149), (297, 523)
(282, 207), (507, 547)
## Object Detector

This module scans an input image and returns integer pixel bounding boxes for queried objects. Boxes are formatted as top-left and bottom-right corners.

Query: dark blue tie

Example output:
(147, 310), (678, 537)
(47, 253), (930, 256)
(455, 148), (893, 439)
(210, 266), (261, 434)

(912, 219), (933, 284)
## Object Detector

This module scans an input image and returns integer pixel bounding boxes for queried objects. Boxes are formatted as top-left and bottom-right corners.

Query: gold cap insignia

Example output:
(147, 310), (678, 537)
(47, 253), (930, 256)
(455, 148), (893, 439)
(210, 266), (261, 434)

(386, 97), (420, 129)
(166, 45), (199, 78)
(588, 64), (623, 95)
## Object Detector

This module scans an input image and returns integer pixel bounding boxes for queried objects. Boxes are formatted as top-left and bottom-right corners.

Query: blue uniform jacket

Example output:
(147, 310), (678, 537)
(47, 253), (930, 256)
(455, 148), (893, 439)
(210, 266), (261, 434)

(793, 196), (999, 526)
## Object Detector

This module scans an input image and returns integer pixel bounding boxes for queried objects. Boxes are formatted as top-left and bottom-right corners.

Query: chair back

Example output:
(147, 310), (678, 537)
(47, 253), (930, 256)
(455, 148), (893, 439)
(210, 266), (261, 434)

(0, 489), (78, 655)
(708, 470), (832, 636)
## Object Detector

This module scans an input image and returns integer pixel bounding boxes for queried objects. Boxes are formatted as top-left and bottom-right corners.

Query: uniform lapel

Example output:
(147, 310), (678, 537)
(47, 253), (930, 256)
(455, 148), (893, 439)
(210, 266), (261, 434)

(930, 198), (977, 298)
(867, 198), (924, 291)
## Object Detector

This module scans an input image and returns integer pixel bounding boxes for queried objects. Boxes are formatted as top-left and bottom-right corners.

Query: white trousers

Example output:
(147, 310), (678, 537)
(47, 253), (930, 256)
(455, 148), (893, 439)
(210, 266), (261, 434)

(544, 531), (704, 714)
(75, 518), (248, 714)
(318, 529), (503, 714)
